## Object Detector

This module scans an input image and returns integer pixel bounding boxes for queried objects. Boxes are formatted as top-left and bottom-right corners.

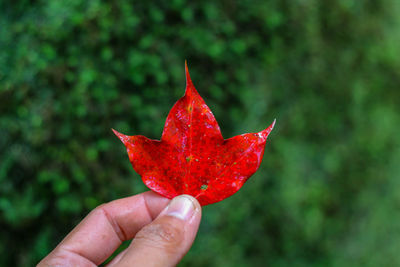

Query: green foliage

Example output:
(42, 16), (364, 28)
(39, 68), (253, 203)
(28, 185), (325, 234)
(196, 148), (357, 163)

(1, 0), (400, 266)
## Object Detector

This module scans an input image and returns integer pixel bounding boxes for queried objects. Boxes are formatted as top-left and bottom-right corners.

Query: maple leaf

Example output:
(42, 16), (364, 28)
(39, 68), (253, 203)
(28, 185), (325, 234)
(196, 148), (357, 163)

(113, 62), (275, 206)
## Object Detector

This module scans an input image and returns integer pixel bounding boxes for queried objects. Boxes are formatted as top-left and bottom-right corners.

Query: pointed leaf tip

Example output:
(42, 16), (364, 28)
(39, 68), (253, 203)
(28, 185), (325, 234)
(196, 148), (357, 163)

(185, 60), (194, 93)
(259, 119), (276, 139)
(268, 119), (276, 133)
(112, 128), (130, 145)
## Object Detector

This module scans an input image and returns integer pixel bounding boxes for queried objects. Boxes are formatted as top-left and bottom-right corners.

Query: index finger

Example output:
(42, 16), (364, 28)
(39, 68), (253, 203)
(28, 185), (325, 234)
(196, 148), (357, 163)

(38, 191), (170, 266)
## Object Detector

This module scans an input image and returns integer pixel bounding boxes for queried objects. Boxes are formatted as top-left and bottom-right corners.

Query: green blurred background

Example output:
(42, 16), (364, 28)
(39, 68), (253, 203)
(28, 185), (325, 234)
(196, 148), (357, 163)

(1, 0), (400, 266)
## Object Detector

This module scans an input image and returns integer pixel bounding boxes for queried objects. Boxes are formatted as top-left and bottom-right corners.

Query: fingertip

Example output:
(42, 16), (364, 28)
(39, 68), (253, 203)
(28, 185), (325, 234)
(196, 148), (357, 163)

(164, 195), (201, 221)
(180, 194), (201, 210)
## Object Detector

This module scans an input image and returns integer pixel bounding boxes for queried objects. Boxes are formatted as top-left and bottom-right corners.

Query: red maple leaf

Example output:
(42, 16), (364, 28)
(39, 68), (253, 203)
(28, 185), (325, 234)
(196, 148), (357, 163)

(113, 63), (275, 206)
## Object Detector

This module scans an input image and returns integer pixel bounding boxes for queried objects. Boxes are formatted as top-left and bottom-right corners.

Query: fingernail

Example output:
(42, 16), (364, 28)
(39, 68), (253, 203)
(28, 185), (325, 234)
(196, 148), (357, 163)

(166, 195), (196, 221)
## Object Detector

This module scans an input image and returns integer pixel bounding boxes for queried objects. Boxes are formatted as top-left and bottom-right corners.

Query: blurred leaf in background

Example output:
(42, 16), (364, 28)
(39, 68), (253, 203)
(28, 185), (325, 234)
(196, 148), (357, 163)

(1, 0), (400, 266)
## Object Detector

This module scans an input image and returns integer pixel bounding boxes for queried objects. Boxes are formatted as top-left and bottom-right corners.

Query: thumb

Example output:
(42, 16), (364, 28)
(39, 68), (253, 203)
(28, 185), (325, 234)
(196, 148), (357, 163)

(114, 195), (202, 267)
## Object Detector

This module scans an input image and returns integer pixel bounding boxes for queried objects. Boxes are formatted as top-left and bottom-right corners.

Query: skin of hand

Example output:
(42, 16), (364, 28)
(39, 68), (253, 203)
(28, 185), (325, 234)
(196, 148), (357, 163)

(37, 192), (202, 267)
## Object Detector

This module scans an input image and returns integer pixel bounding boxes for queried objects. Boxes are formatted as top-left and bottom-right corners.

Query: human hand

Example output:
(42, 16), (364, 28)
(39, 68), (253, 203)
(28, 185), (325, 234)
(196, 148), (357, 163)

(38, 192), (202, 267)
